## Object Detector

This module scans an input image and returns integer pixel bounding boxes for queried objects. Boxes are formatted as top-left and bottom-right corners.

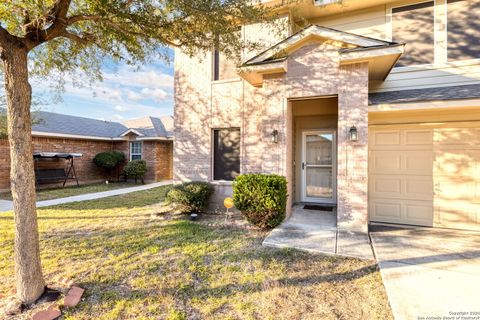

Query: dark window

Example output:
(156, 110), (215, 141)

(447, 0), (480, 61)
(392, 1), (435, 67)
(213, 128), (240, 181)
(212, 49), (238, 81)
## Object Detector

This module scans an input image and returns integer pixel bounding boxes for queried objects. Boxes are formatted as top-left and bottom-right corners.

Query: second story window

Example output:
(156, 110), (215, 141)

(213, 49), (238, 81)
(130, 141), (142, 160)
(447, 0), (480, 61)
(392, 1), (435, 67)
(213, 28), (241, 81)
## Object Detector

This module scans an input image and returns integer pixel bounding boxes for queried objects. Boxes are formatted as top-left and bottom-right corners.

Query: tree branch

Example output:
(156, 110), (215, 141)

(67, 14), (103, 25)
(61, 31), (95, 45)
(0, 25), (15, 51)
(24, 0), (72, 50)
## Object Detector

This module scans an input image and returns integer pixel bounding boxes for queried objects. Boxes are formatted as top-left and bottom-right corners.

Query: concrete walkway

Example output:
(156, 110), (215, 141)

(263, 205), (374, 260)
(0, 180), (172, 212)
(370, 225), (480, 320)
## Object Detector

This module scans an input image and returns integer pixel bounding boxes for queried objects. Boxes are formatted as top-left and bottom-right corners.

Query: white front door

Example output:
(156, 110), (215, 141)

(301, 130), (337, 203)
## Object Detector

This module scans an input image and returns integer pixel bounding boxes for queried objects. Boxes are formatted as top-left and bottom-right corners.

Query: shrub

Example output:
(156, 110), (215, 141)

(166, 181), (214, 213)
(233, 174), (287, 229)
(93, 151), (125, 170)
(123, 159), (147, 182)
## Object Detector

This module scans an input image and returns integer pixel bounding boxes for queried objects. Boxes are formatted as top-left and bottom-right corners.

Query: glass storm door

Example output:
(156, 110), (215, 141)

(301, 130), (336, 203)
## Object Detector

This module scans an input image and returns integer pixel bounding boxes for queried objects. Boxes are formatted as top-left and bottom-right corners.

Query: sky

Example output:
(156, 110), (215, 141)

(31, 50), (175, 122)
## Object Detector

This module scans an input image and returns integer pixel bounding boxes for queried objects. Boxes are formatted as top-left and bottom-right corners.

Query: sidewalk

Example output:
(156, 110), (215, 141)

(0, 180), (172, 213)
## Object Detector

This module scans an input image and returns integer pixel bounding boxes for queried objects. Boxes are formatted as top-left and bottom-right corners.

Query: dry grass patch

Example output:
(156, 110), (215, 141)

(0, 186), (392, 319)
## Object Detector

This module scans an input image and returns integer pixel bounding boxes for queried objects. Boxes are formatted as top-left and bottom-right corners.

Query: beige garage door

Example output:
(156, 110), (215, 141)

(369, 123), (480, 231)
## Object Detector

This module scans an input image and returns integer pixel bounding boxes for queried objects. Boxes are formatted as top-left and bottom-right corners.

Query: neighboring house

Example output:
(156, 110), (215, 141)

(174, 0), (480, 233)
(0, 110), (173, 190)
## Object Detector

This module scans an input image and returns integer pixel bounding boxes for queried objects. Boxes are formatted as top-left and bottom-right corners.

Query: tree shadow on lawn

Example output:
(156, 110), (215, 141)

(39, 219), (376, 298)
(2, 214), (384, 318)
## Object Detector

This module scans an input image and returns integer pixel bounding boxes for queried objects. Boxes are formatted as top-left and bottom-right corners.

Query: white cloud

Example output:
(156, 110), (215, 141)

(103, 66), (174, 90)
(140, 88), (168, 102)
(114, 105), (129, 112)
(126, 90), (142, 101)
(31, 62), (175, 120)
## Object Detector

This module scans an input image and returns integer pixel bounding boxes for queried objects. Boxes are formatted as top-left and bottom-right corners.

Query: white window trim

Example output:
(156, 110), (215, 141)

(129, 141), (143, 161)
(388, 0), (437, 68)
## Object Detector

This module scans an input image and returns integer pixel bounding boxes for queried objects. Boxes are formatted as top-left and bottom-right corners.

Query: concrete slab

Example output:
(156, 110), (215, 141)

(337, 230), (374, 260)
(370, 226), (480, 320)
(283, 206), (336, 231)
(263, 228), (337, 254)
(263, 205), (374, 260)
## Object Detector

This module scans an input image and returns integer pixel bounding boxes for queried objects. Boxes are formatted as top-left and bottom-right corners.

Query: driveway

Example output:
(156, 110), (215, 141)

(370, 226), (480, 320)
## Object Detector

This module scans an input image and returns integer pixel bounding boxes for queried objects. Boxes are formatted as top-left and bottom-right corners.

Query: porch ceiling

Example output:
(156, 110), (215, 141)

(237, 25), (404, 87)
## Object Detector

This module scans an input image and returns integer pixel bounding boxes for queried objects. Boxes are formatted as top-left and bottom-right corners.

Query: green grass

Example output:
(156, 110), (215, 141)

(0, 182), (139, 201)
(0, 186), (392, 319)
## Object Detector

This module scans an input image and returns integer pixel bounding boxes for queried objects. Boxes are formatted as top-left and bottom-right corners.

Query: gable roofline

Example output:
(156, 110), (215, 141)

(1, 107), (174, 140)
(243, 25), (396, 66)
(119, 128), (145, 137)
(238, 25), (404, 86)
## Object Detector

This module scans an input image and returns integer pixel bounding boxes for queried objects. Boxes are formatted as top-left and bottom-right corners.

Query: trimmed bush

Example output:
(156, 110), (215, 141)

(233, 174), (287, 229)
(166, 181), (214, 213)
(93, 151), (125, 170)
(123, 159), (147, 182)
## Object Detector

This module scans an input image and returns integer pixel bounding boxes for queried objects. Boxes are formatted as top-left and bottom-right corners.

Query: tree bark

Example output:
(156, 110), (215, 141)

(1, 41), (45, 304)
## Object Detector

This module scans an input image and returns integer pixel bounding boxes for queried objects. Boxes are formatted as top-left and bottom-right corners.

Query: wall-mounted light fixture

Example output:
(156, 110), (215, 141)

(349, 126), (358, 142)
(271, 129), (279, 143)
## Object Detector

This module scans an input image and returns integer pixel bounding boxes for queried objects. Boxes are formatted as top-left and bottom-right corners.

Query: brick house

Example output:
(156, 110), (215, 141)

(0, 110), (173, 191)
(174, 0), (480, 232)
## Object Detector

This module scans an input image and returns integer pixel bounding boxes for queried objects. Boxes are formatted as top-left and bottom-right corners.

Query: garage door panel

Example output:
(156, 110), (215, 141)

(370, 151), (433, 175)
(370, 151), (401, 173)
(404, 151), (433, 173)
(371, 175), (401, 194)
(405, 202), (434, 222)
(369, 124), (480, 231)
(370, 175), (433, 201)
(370, 201), (402, 219)
(371, 130), (400, 146)
(404, 129), (433, 145)
(369, 198), (433, 226)
(405, 177), (434, 199)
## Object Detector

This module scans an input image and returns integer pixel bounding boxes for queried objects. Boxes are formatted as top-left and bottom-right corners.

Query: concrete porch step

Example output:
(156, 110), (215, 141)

(263, 205), (374, 260)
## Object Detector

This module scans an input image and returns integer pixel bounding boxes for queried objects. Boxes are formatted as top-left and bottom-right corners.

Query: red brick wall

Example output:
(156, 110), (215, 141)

(33, 137), (117, 184)
(154, 141), (173, 180)
(143, 141), (173, 181)
(0, 137), (172, 191)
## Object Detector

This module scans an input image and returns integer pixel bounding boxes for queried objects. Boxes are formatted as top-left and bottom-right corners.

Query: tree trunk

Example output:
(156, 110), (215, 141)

(2, 41), (45, 304)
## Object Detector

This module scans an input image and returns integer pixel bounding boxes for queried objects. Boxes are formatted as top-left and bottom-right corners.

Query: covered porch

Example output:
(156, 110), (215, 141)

(264, 96), (374, 260)
(236, 25), (405, 256)
(238, 25), (404, 235)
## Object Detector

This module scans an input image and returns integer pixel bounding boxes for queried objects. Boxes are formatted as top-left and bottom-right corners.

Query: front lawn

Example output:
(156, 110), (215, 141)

(0, 182), (139, 201)
(0, 186), (392, 319)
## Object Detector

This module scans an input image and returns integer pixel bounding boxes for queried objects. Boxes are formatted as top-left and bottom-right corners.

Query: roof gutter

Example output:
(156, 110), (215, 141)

(31, 131), (174, 141)
(31, 131), (115, 141)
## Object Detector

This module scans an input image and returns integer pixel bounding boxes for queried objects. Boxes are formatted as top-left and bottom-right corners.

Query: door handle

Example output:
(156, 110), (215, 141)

(302, 162), (305, 170)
